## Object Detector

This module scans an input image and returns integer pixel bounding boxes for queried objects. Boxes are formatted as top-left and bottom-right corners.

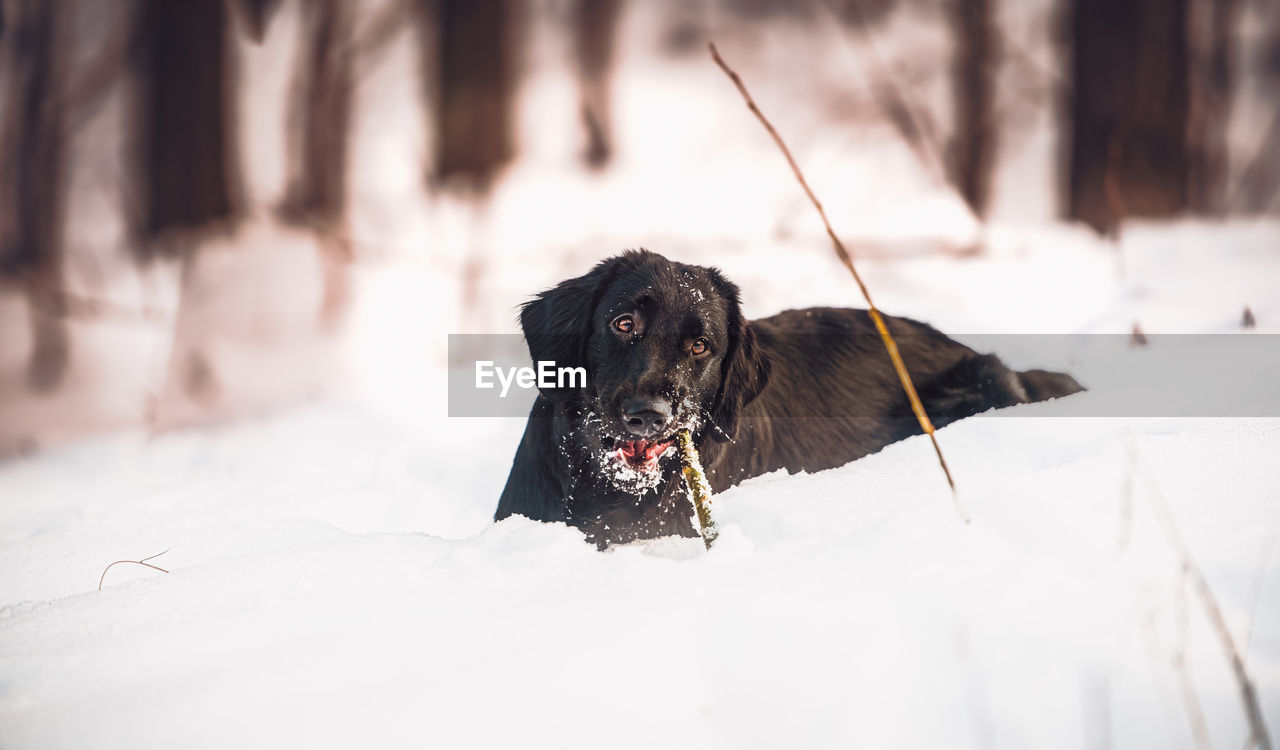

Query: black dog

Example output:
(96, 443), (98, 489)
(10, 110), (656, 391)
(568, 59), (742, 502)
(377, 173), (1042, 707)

(495, 250), (1081, 547)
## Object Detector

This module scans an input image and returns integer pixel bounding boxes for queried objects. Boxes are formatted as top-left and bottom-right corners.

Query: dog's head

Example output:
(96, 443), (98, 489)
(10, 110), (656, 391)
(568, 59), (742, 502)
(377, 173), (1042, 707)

(520, 250), (770, 491)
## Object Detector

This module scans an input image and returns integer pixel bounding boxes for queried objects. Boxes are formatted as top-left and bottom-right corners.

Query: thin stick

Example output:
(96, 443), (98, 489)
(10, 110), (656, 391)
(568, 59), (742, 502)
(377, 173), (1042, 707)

(1243, 521), (1280, 656)
(1137, 459), (1273, 750)
(1171, 575), (1214, 750)
(98, 550), (170, 591)
(708, 42), (956, 492)
(1140, 612), (1202, 750)
(678, 429), (718, 550)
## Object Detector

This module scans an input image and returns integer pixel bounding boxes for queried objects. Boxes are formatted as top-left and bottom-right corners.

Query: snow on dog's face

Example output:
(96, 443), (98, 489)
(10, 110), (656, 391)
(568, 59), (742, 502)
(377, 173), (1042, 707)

(520, 250), (770, 492)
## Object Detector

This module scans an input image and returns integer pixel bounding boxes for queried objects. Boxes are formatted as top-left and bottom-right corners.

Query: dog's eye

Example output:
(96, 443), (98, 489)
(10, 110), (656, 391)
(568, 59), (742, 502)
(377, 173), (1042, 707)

(612, 315), (634, 334)
(689, 338), (709, 356)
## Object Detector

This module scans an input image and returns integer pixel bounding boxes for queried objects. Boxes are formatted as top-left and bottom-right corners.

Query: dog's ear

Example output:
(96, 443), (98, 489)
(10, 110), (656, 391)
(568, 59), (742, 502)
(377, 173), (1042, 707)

(519, 257), (621, 400)
(708, 270), (771, 441)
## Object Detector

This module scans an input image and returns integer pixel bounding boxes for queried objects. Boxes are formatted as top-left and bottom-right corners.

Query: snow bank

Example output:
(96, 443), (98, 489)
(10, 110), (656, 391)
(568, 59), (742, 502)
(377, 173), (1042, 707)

(3, 215), (1278, 748)
(2, 404), (1279, 749)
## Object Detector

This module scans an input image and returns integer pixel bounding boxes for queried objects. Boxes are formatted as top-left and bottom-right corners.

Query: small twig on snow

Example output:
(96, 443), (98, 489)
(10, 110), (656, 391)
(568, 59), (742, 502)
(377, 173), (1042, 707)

(98, 550), (170, 591)
(1242, 516), (1280, 658)
(1135, 455), (1273, 750)
(1171, 571), (1215, 750)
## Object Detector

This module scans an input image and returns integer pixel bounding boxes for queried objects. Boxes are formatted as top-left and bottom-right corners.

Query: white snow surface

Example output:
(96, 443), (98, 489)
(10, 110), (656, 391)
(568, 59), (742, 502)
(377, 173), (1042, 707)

(2, 223), (1279, 749)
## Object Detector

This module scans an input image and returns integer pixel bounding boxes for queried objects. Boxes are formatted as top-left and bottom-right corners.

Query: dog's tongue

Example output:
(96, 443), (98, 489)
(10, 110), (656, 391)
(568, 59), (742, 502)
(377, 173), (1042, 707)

(619, 439), (670, 466)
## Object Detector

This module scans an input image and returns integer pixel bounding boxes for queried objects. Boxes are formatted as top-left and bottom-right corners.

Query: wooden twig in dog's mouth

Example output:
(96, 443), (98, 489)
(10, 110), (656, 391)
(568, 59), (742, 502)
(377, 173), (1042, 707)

(677, 429), (717, 550)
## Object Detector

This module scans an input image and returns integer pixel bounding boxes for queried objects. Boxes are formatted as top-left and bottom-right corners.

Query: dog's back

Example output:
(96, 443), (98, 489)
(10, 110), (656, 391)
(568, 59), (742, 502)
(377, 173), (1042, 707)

(704, 307), (1083, 490)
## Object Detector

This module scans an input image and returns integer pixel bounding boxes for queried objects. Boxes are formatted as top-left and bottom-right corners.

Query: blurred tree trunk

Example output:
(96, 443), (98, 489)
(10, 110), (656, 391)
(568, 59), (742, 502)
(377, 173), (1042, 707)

(418, 0), (516, 191)
(948, 0), (998, 219)
(131, 0), (243, 406)
(0, 0), (71, 391)
(0, 0), (66, 278)
(131, 0), (243, 254)
(279, 0), (355, 328)
(1238, 8), (1280, 213)
(233, 0), (283, 44)
(574, 0), (623, 169)
(279, 0), (353, 233)
(1187, 0), (1239, 213)
(1239, 110), (1280, 214)
(1067, 0), (1190, 234)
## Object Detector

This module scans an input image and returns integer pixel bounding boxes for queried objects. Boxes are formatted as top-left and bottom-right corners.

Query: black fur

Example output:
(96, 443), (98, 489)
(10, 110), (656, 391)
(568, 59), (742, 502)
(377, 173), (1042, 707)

(495, 250), (1083, 547)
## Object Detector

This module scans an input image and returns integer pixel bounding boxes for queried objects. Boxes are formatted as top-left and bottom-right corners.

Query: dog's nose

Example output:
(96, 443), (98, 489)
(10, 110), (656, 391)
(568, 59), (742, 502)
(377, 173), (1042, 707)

(621, 398), (672, 438)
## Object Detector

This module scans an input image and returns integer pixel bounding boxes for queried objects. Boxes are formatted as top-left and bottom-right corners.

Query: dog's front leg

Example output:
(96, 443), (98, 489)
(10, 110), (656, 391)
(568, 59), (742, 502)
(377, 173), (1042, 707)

(495, 399), (571, 524)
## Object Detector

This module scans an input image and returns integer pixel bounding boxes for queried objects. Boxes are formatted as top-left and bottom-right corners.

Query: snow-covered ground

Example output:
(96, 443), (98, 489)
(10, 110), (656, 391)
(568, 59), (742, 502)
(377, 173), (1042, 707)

(2, 221), (1278, 749)
(0, 414), (1276, 750)
(2, 1), (1280, 747)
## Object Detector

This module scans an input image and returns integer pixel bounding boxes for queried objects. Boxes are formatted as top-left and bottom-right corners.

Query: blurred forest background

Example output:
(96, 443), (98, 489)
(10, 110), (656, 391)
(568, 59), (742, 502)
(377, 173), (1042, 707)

(1, 0), (1278, 455)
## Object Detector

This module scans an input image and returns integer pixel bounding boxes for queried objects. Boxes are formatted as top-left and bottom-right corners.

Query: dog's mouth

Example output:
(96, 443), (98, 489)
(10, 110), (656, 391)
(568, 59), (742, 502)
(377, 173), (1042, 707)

(606, 437), (674, 473)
